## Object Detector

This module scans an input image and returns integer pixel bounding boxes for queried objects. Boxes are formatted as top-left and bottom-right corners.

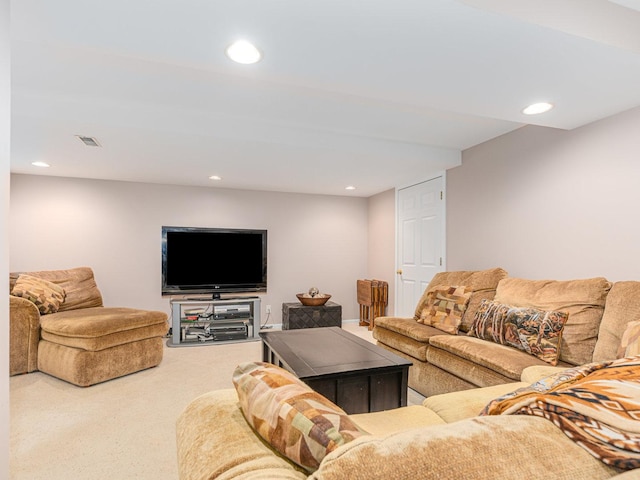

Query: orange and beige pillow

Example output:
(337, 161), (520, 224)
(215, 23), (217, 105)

(232, 361), (367, 471)
(468, 299), (568, 365)
(417, 285), (471, 334)
(617, 320), (640, 358)
(11, 274), (66, 314)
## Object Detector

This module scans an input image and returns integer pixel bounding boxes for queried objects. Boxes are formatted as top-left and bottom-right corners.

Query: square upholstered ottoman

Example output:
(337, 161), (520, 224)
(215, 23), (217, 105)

(281, 302), (342, 330)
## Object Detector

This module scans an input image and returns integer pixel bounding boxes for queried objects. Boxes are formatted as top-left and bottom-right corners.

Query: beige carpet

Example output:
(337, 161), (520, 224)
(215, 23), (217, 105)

(10, 322), (424, 479)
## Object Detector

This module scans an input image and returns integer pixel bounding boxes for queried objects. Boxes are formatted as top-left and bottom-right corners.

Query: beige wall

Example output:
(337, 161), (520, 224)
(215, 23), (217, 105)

(367, 188), (396, 315)
(1, 0), (10, 476)
(447, 106), (640, 282)
(9, 175), (369, 322)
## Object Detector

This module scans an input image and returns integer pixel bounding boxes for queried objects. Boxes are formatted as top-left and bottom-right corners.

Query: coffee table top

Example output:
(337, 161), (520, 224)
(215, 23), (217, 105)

(260, 327), (411, 379)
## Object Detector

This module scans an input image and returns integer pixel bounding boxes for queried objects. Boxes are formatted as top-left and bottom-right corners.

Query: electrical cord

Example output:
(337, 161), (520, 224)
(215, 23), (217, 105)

(260, 312), (272, 329)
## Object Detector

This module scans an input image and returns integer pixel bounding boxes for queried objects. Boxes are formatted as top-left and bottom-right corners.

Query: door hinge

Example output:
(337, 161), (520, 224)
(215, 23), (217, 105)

(440, 191), (443, 200)
(440, 257), (443, 266)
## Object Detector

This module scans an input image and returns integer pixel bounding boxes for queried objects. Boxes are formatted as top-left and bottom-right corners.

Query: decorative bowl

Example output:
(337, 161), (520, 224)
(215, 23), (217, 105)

(296, 293), (331, 306)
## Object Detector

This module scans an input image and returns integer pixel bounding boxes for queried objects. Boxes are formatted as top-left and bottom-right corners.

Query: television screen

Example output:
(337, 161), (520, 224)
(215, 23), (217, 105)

(162, 226), (267, 296)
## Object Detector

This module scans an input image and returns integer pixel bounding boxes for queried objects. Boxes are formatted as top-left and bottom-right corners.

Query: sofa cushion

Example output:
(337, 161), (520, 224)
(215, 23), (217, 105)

(423, 382), (529, 423)
(374, 316), (443, 344)
(417, 285), (471, 334)
(428, 335), (565, 382)
(468, 300), (568, 365)
(417, 267), (508, 332)
(372, 326), (430, 361)
(11, 274), (66, 314)
(10, 267), (103, 311)
(520, 365), (567, 384)
(593, 281), (640, 362)
(373, 317), (448, 361)
(311, 415), (617, 480)
(232, 361), (367, 471)
(617, 321), (640, 358)
(39, 307), (168, 351)
(494, 277), (611, 366)
(350, 405), (446, 436)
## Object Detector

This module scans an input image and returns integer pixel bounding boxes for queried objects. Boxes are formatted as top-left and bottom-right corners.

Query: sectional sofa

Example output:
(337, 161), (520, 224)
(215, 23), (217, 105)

(174, 268), (640, 479)
(176, 357), (640, 479)
(9, 267), (168, 386)
(373, 268), (637, 398)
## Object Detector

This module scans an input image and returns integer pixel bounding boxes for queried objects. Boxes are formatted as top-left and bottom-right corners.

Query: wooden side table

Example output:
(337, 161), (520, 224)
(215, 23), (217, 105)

(281, 301), (342, 330)
(357, 279), (388, 330)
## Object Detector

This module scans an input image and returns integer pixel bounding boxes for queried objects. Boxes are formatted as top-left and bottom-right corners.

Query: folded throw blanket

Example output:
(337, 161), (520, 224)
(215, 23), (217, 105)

(481, 356), (640, 470)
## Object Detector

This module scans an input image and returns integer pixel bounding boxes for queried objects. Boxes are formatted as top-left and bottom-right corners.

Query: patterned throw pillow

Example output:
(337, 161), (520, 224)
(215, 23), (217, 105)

(468, 300), (568, 365)
(417, 285), (471, 334)
(11, 274), (66, 314)
(617, 321), (640, 358)
(232, 362), (368, 471)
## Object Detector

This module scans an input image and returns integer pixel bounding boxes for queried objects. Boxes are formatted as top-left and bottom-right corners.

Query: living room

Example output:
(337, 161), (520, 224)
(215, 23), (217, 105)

(3, 1), (640, 479)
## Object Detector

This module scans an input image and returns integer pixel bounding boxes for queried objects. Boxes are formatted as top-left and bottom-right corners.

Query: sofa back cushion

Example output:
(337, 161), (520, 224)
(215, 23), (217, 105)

(494, 277), (611, 366)
(10, 267), (103, 311)
(416, 267), (508, 332)
(592, 281), (640, 362)
(311, 415), (617, 480)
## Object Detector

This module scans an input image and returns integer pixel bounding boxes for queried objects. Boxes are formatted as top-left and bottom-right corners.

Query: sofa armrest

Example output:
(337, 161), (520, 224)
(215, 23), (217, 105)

(10, 295), (41, 375)
(176, 389), (307, 480)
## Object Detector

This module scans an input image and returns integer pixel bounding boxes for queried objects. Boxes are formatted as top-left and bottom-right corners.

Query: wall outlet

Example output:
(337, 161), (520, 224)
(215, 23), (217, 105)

(266, 305), (271, 314)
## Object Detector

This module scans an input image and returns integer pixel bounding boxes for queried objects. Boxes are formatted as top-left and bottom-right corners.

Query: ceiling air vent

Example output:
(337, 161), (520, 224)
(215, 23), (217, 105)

(75, 135), (101, 147)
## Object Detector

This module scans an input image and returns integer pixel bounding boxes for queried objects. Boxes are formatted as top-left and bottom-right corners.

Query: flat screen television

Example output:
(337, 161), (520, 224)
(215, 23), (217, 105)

(161, 226), (267, 297)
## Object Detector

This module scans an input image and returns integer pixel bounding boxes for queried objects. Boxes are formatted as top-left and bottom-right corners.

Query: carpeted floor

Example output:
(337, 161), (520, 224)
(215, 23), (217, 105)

(10, 321), (424, 479)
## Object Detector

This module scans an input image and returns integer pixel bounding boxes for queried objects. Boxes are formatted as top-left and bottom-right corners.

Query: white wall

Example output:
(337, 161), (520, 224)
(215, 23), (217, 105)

(1, 0), (10, 476)
(447, 106), (640, 282)
(367, 188), (395, 315)
(10, 175), (369, 322)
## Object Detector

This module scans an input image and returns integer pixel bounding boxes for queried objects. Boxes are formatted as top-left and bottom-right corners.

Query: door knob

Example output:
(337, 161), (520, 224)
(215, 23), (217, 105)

(396, 269), (403, 275)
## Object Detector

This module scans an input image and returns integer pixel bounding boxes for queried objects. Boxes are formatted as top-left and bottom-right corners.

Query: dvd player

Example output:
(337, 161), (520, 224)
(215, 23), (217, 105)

(214, 304), (251, 314)
(210, 325), (248, 341)
(213, 304), (251, 320)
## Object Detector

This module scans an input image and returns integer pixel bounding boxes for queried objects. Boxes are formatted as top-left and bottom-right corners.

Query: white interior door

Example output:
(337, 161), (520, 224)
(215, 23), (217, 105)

(396, 176), (445, 317)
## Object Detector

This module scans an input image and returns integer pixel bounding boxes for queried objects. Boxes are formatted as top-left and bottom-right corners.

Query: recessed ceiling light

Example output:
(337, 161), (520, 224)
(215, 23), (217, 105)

(225, 40), (262, 64)
(31, 161), (50, 168)
(209, 175), (222, 181)
(522, 102), (554, 115)
(345, 185), (356, 191)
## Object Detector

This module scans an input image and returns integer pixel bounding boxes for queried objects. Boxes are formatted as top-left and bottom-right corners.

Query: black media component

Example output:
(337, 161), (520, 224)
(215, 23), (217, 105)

(161, 226), (267, 296)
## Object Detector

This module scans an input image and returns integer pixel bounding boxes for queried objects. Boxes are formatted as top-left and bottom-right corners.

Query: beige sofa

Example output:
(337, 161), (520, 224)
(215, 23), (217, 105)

(373, 268), (637, 398)
(176, 365), (639, 480)
(9, 267), (168, 386)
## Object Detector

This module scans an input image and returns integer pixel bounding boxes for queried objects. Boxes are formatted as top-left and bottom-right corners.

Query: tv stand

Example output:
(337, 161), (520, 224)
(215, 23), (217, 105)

(168, 297), (261, 347)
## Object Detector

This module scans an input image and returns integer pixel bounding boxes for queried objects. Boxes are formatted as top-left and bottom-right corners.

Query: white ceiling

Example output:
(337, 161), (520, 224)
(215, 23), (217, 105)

(10, 0), (640, 197)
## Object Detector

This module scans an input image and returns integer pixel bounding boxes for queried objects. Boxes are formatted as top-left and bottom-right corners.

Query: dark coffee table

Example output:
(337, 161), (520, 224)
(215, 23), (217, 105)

(260, 327), (412, 414)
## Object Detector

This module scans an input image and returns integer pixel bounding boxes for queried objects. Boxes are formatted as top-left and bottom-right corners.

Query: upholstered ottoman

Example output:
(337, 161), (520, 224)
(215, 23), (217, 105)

(38, 306), (168, 386)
